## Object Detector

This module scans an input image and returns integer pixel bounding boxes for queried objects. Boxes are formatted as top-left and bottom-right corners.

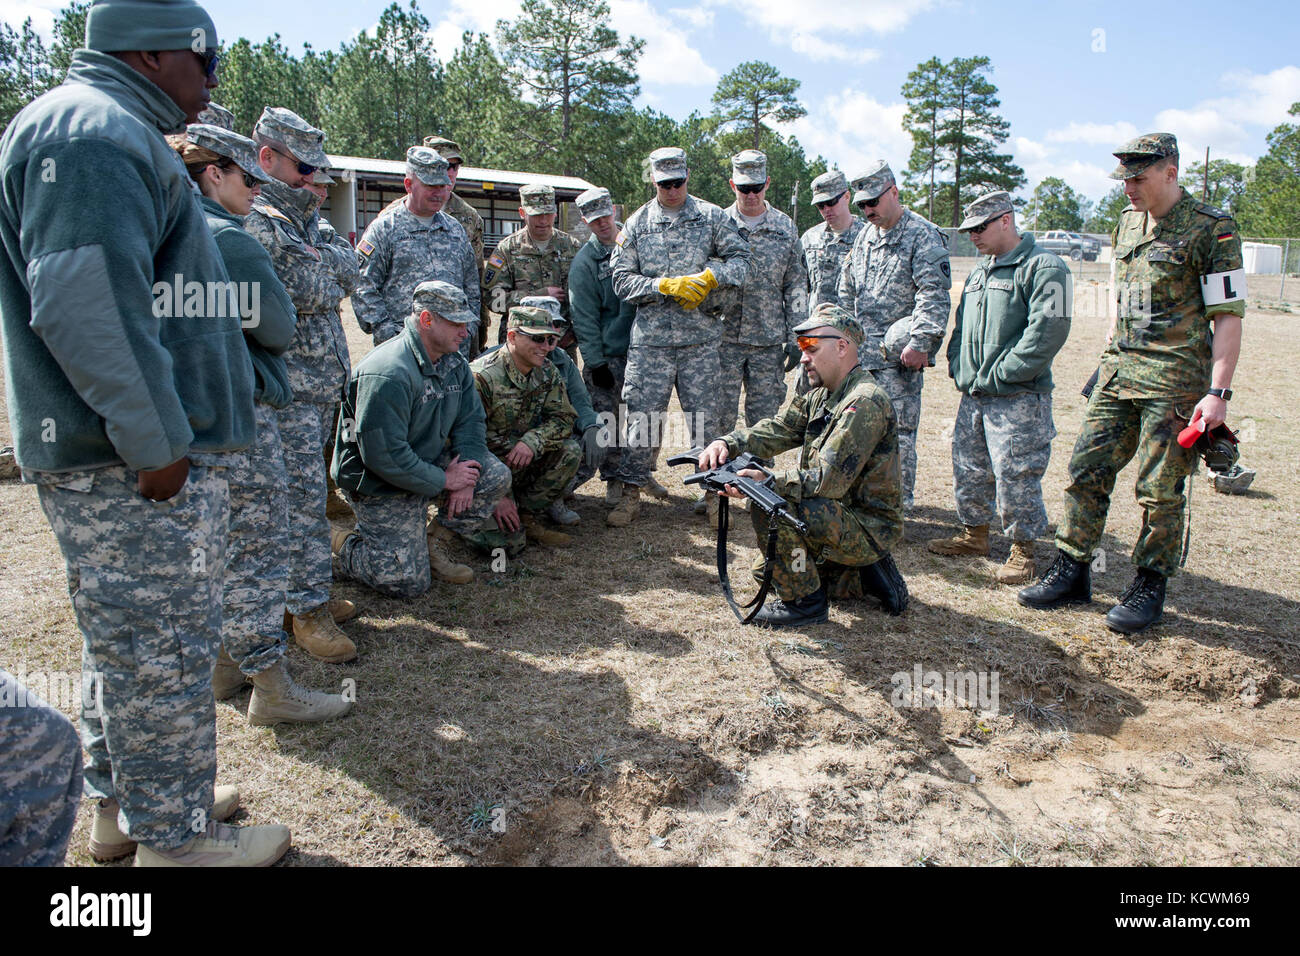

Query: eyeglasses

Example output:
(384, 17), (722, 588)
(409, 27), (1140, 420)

(447, 161), (462, 171)
(736, 183), (765, 195)
(857, 194), (884, 209)
(518, 331), (558, 346)
(195, 48), (221, 80)
(797, 334), (844, 352)
(271, 146), (316, 177)
(969, 216), (1003, 235)
(815, 191), (846, 210)
(214, 160), (258, 188)
(657, 178), (686, 191)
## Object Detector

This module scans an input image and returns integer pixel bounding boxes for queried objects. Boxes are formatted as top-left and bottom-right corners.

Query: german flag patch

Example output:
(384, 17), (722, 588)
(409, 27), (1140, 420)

(1217, 232), (1235, 242)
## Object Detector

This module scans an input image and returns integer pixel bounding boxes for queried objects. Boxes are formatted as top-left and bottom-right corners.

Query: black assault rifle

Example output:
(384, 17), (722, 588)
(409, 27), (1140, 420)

(668, 447), (808, 624)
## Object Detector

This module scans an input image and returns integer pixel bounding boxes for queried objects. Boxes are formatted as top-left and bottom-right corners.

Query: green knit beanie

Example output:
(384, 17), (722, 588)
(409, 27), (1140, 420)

(85, 0), (219, 54)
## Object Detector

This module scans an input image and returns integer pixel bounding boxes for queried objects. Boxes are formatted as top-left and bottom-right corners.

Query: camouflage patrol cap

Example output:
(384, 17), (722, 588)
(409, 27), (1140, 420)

(311, 168), (335, 185)
(405, 146), (450, 186)
(412, 280), (474, 324)
(508, 306), (559, 335)
(731, 149), (768, 186)
(575, 187), (615, 222)
(1109, 132), (1179, 180)
(648, 147), (688, 182)
(792, 302), (864, 346)
(196, 102), (235, 131)
(810, 170), (849, 205)
(185, 124), (273, 184)
(520, 184), (557, 215)
(851, 161), (895, 205)
(253, 107), (329, 169)
(519, 295), (566, 325)
(881, 317), (912, 364)
(422, 136), (462, 162)
(957, 190), (1014, 231)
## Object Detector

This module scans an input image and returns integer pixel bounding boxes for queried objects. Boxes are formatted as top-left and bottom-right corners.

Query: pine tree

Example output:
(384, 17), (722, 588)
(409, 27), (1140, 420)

(711, 61), (807, 150)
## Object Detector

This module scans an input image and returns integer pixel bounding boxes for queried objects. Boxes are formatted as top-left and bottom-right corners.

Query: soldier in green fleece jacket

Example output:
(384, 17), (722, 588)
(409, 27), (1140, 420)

(929, 191), (1072, 586)
(175, 123), (352, 725)
(0, 0), (289, 867)
(332, 281), (511, 597)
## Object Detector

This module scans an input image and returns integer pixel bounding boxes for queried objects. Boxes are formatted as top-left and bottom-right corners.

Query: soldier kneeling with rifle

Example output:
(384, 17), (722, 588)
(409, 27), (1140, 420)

(691, 303), (908, 627)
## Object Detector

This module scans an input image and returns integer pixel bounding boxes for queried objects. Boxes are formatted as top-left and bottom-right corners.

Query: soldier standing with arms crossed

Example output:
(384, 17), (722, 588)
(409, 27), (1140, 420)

(1019, 134), (1246, 634)
(838, 161), (951, 513)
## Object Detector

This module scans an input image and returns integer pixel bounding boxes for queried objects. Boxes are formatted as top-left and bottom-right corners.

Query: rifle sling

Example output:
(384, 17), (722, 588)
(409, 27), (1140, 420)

(715, 495), (781, 625)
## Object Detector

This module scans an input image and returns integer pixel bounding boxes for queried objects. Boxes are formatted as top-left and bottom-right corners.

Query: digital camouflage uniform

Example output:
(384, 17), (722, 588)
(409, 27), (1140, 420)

(1, 44), (254, 851)
(797, 171), (865, 396)
(722, 365), (904, 602)
(611, 160), (750, 486)
(0, 670), (83, 865)
(246, 172), (355, 618)
(332, 307), (510, 597)
(355, 196), (481, 349)
(717, 193), (806, 437)
(423, 135), (488, 346)
(947, 201), (1072, 543)
(838, 204), (951, 509)
(471, 334), (581, 520)
(1056, 187), (1246, 576)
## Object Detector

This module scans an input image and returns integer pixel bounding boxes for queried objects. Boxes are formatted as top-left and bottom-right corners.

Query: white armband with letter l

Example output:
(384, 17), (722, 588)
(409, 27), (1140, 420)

(1200, 269), (1247, 307)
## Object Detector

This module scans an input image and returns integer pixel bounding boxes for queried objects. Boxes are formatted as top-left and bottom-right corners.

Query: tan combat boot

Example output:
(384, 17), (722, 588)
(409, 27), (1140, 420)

(90, 785), (241, 862)
(706, 493), (720, 529)
(604, 480), (623, 505)
(522, 513), (573, 547)
(328, 598), (358, 623)
(329, 525), (354, 556)
(996, 541), (1036, 585)
(644, 473), (670, 500)
(247, 659), (352, 726)
(212, 646), (248, 700)
(134, 821), (291, 868)
(292, 606), (357, 664)
(606, 484), (640, 527)
(926, 524), (990, 557)
(427, 523), (474, 584)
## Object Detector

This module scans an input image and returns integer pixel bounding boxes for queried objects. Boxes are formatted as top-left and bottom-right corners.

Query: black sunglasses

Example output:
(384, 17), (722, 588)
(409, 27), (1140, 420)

(736, 182), (765, 195)
(857, 194), (885, 209)
(215, 159), (258, 188)
(657, 178), (686, 190)
(271, 146), (316, 177)
(518, 331), (558, 346)
(815, 190), (847, 210)
(196, 48), (221, 80)
(969, 216), (1003, 235)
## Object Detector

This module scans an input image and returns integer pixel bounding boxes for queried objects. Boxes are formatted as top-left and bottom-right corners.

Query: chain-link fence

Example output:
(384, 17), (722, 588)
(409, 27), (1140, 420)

(1241, 238), (1299, 308)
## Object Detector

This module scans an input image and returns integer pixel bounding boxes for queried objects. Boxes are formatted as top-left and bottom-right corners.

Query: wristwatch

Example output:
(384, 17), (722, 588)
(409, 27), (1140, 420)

(1207, 387), (1232, 401)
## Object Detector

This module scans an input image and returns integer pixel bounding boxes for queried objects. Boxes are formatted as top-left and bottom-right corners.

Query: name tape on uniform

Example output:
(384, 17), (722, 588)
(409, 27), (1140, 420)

(1200, 268), (1247, 307)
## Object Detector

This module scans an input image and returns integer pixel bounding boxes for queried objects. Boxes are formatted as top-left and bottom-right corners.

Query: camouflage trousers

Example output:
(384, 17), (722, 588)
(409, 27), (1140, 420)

(223, 402), (289, 675)
(37, 464), (228, 850)
(717, 342), (787, 438)
(576, 354), (633, 487)
(748, 496), (890, 602)
(1056, 382), (1197, 578)
(871, 366), (923, 510)
(338, 452), (510, 597)
(952, 391), (1056, 542)
(0, 669), (82, 865)
(511, 439), (582, 513)
(277, 399), (336, 615)
(621, 343), (719, 485)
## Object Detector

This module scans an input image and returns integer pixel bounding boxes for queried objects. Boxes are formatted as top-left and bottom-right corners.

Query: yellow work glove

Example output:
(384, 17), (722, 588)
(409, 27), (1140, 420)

(657, 275), (692, 300)
(673, 268), (719, 310)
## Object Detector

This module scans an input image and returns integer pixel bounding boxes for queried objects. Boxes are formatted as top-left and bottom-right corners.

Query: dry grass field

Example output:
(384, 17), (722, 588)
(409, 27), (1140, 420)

(3, 259), (1298, 866)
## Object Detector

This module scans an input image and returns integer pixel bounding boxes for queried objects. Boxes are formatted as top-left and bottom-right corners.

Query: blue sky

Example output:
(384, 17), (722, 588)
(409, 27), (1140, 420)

(7, 0), (1298, 203)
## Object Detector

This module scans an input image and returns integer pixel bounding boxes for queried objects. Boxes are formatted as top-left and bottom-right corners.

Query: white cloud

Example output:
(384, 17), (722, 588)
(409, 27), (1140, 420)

(668, 6), (714, 28)
(1014, 135), (1051, 164)
(0, 0), (63, 36)
(609, 0), (718, 87)
(1046, 121), (1140, 146)
(712, 0), (933, 36)
(428, 0), (521, 59)
(1152, 66), (1300, 164)
(789, 33), (879, 65)
(780, 88), (911, 180)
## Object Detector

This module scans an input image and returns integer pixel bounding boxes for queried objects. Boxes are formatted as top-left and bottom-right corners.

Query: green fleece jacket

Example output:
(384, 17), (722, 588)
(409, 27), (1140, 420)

(331, 315), (489, 498)
(0, 51), (254, 473)
(200, 197), (297, 409)
(946, 233), (1072, 396)
(568, 231), (636, 366)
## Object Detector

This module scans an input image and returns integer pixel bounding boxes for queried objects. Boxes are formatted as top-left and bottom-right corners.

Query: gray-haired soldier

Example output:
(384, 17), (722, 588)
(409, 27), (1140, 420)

(838, 160), (952, 511)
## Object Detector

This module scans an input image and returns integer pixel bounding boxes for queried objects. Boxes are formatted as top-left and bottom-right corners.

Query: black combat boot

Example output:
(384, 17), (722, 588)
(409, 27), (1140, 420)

(753, 585), (829, 628)
(1105, 568), (1166, 634)
(859, 553), (909, 615)
(1017, 549), (1091, 609)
